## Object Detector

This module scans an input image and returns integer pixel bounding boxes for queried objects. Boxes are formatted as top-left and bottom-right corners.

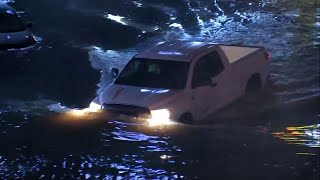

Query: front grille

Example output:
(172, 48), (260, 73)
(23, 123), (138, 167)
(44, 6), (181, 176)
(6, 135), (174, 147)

(102, 104), (151, 119)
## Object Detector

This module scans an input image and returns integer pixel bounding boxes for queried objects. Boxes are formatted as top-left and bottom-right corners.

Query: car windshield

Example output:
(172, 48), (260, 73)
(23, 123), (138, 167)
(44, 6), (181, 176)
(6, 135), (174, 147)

(0, 10), (26, 32)
(115, 58), (190, 89)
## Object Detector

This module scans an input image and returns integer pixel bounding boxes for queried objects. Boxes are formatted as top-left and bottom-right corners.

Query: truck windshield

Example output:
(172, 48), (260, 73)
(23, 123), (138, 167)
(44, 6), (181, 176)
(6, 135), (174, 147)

(0, 10), (26, 33)
(115, 58), (189, 89)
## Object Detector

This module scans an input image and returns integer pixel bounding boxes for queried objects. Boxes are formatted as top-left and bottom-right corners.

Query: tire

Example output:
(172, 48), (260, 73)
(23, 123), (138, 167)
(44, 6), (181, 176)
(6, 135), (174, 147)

(245, 74), (262, 94)
(178, 113), (194, 124)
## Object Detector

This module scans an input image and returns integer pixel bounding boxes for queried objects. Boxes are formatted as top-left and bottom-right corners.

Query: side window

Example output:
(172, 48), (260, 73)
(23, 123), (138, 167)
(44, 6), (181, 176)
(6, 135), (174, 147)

(206, 51), (224, 77)
(192, 51), (224, 88)
(192, 58), (211, 88)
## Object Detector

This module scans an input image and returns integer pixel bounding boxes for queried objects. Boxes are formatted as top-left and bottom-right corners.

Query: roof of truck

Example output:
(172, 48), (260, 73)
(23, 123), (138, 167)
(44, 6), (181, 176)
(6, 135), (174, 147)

(135, 40), (263, 63)
(135, 41), (210, 62)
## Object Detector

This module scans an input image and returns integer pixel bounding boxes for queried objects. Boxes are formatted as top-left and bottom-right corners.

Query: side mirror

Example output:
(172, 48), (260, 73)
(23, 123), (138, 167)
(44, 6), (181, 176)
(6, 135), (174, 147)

(26, 22), (33, 28)
(111, 68), (119, 78)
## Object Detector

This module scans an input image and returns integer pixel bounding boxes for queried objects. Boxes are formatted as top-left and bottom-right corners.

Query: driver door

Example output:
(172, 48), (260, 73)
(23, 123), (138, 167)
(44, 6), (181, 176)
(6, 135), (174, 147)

(191, 51), (225, 121)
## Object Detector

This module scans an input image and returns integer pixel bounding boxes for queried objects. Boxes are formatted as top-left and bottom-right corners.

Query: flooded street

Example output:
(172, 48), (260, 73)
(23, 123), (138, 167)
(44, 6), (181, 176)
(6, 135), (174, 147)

(0, 0), (319, 179)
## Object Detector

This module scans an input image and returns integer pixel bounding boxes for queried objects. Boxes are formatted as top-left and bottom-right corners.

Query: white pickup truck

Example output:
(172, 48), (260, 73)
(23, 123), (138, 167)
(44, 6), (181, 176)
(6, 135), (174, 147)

(90, 40), (270, 124)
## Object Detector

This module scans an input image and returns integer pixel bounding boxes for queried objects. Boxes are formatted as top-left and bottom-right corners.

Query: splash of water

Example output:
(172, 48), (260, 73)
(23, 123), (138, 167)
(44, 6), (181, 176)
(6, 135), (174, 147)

(0, 0), (14, 4)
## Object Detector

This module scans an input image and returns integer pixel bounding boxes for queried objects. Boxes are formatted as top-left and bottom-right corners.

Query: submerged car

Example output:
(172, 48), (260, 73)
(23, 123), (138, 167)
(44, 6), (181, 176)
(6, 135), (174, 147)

(90, 40), (270, 124)
(0, 3), (36, 50)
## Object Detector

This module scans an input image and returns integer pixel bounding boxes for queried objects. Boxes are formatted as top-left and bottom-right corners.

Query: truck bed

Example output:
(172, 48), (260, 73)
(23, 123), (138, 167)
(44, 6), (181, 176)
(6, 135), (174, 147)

(219, 45), (264, 64)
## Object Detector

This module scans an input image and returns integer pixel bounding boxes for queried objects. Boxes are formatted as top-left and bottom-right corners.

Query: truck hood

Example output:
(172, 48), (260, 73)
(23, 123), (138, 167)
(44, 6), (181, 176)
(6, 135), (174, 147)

(99, 84), (182, 109)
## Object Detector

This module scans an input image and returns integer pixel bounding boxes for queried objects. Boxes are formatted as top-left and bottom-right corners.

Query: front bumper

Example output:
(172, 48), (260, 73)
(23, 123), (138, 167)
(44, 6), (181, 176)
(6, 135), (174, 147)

(101, 103), (151, 119)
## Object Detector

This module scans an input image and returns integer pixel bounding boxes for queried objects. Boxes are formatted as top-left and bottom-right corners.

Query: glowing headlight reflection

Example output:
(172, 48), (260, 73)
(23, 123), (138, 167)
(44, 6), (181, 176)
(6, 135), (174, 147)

(147, 109), (174, 126)
(63, 102), (101, 118)
(67, 109), (89, 117)
(272, 124), (320, 148)
(88, 101), (101, 112)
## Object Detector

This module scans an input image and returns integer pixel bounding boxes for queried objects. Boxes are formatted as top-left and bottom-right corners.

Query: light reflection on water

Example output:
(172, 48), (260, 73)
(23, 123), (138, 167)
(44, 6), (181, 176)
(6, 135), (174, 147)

(0, 112), (186, 179)
(0, 109), (319, 178)
(273, 124), (320, 148)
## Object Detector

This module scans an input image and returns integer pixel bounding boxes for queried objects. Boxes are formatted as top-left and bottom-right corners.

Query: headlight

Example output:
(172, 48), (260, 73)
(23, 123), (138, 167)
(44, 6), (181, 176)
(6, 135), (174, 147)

(147, 109), (173, 126)
(88, 101), (101, 112)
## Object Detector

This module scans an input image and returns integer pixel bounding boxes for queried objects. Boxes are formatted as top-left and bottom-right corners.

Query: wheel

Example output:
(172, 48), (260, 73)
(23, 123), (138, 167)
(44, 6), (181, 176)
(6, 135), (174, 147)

(178, 113), (194, 124)
(245, 74), (262, 94)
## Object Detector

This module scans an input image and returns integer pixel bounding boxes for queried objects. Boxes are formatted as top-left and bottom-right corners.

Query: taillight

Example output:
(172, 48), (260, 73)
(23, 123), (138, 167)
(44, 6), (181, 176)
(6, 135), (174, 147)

(266, 52), (270, 61)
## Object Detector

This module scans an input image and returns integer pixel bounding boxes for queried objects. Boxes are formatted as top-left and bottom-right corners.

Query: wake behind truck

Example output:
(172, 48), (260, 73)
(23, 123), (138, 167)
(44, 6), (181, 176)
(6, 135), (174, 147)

(90, 40), (270, 124)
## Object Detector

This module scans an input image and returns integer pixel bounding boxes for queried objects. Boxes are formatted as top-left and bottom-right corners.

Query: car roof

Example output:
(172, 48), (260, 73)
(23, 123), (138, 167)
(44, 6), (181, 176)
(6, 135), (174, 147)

(135, 40), (215, 62)
(0, 3), (14, 11)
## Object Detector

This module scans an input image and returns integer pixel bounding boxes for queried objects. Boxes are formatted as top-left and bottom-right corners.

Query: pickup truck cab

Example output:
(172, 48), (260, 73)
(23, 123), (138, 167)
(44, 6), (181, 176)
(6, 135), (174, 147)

(0, 3), (36, 50)
(90, 40), (270, 124)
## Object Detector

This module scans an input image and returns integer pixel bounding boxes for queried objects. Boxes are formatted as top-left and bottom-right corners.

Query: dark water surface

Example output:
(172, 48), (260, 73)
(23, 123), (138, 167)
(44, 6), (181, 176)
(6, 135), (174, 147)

(0, 0), (319, 179)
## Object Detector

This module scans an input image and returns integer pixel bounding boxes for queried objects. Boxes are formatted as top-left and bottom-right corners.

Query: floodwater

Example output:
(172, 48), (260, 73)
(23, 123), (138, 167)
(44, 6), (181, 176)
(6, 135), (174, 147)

(0, 0), (319, 179)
